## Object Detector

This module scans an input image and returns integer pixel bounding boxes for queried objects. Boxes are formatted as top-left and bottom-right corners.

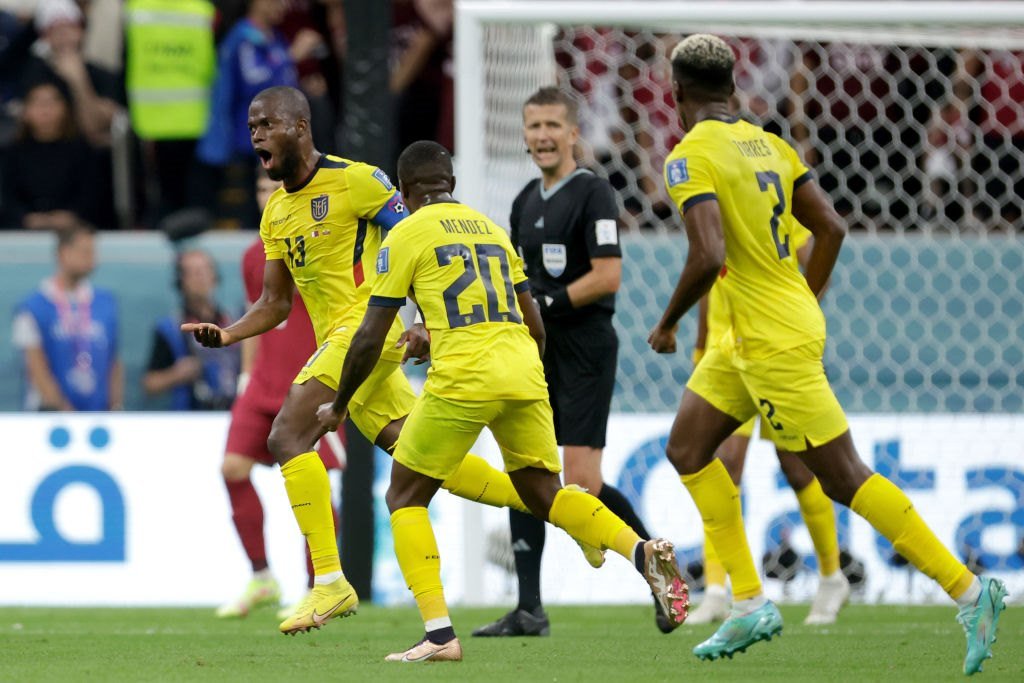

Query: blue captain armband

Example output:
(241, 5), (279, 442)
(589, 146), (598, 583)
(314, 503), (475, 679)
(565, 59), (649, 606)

(373, 192), (409, 230)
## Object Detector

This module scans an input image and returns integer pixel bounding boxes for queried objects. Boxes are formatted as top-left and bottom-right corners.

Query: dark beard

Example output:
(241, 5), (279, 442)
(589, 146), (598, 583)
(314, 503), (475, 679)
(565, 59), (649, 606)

(268, 146), (301, 182)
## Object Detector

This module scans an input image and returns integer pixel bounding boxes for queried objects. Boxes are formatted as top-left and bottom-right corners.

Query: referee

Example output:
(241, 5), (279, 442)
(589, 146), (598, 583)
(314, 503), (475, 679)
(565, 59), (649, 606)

(473, 87), (668, 637)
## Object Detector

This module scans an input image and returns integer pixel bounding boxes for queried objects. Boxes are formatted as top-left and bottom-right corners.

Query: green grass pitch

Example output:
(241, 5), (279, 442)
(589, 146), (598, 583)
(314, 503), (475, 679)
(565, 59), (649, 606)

(1, 603), (1019, 681)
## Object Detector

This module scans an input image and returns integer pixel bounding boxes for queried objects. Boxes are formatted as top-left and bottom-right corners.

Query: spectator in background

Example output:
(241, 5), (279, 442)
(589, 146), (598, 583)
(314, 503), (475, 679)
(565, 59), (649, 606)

(142, 249), (240, 410)
(11, 224), (123, 411)
(391, 0), (454, 154)
(195, 0), (300, 228)
(20, 0), (124, 148)
(1, 80), (100, 229)
(124, 0), (216, 226)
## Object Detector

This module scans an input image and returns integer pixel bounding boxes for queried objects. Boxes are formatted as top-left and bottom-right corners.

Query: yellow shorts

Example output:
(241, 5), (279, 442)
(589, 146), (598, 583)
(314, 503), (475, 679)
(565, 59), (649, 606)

(394, 391), (561, 481)
(294, 338), (415, 443)
(687, 340), (848, 452)
(733, 416), (756, 439)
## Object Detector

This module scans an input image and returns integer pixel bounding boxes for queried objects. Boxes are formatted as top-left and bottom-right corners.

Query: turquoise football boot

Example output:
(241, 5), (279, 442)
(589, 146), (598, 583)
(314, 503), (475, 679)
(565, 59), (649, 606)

(693, 600), (783, 661)
(958, 576), (1008, 675)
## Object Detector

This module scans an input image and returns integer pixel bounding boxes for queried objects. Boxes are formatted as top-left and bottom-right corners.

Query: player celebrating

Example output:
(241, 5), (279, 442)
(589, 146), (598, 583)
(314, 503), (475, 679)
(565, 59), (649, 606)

(185, 86), (567, 636)
(316, 140), (689, 663)
(474, 86), (667, 638)
(649, 35), (1005, 672)
(216, 170), (342, 620)
(689, 226), (850, 626)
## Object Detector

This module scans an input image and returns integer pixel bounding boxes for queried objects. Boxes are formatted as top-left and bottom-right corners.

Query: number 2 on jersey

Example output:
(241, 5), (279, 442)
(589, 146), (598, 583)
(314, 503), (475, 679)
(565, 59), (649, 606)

(435, 243), (523, 328)
(755, 171), (790, 259)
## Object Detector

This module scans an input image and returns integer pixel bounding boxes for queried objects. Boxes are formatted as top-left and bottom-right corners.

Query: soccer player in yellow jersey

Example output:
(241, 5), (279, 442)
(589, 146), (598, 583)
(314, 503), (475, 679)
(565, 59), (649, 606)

(690, 226), (851, 627)
(183, 87), (571, 636)
(649, 35), (1005, 672)
(316, 140), (689, 662)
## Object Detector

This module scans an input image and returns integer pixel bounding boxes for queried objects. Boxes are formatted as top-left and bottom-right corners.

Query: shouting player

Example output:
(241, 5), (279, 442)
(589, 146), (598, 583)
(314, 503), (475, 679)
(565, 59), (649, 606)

(649, 35), (1005, 673)
(316, 140), (689, 663)
(216, 169), (343, 619)
(184, 86), (568, 636)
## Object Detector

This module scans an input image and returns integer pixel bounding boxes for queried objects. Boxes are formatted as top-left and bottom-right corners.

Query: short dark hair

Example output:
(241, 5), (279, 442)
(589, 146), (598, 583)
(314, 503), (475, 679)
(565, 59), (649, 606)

(55, 223), (94, 252)
(397, 140), (453, 188)
(523, 86), (579, 125)
(670, 34), (735, 100)
(252, 85), (311, 122)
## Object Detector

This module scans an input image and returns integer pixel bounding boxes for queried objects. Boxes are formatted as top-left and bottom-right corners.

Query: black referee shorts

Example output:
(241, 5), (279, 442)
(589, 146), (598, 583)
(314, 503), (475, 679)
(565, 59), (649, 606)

(543, 315), (618, 449)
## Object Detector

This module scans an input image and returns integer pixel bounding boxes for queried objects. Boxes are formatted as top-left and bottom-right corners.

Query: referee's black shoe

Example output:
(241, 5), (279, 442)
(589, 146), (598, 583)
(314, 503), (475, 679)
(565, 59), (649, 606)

(471, 608), (550, 637)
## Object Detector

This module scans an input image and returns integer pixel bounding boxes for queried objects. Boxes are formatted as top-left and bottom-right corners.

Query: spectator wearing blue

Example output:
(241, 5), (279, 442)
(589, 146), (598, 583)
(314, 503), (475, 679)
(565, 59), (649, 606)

(143, 249), (240, 410)
(193, 0), (297, 227)
(11, 225), (123, 411)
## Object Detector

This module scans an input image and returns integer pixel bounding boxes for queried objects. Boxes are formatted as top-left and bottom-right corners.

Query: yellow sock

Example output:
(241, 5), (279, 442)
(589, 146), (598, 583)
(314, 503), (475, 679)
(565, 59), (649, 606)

(796, 478), (840, 576)
(681, 459), (762, 600)
(548, 487), (640, 560)
(702, 529), (727, 588)
(442, 453), (529, 514)
(281, 451), (340, 577)
(391, 507), (450, 626)
(851, 474), (974, 599)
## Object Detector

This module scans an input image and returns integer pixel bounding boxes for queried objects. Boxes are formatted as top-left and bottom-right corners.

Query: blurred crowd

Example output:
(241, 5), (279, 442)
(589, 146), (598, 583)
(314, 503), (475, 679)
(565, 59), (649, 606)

(0, 0), (454, 233)
(557, 30), (1023, 232)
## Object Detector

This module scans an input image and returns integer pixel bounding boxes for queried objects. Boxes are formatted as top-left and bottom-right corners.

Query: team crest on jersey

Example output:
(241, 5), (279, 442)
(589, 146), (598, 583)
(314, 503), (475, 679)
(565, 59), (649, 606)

(372, 168), (394, 190)
(376, 247), (390, 274)
(311, 194), (329, 221)
(542, 243), (567, 277)
(666, 158), (689, 186)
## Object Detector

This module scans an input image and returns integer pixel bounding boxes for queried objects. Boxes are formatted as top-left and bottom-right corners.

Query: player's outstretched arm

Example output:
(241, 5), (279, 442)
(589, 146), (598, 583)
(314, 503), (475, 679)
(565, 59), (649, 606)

(518, 289), (546, 358)
(181, 259), (294, 347)
(649, 200), (725, 353)
(317, 304), (398, 432)
(791, 179), (846, 298)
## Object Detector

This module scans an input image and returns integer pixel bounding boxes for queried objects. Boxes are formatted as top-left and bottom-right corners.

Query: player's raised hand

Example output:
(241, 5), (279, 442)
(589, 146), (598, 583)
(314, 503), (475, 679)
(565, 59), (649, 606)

(316, 402), (347, 432)
(181, 322), (234, 348)
(397, 323), (431, 365)
(648, 323), (678, 354)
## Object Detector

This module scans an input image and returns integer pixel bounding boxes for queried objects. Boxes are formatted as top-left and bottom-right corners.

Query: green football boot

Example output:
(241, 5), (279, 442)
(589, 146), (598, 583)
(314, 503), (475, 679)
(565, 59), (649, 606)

(693, 600), (783, 661)
(958, 576), (1008, 676)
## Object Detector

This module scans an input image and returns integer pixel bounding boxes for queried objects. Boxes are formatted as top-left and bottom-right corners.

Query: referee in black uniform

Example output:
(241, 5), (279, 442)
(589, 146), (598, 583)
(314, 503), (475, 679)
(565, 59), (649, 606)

(473, 87), (668, 637)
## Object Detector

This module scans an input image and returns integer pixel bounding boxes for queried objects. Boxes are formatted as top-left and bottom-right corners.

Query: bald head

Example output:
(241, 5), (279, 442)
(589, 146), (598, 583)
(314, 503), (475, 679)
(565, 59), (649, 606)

(670, 34), (735, 101)
(252, 86), (311, 123)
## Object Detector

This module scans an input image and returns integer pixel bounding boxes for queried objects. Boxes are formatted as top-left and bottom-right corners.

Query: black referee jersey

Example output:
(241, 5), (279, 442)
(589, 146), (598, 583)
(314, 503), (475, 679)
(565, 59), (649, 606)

(509, 168), (622, 322)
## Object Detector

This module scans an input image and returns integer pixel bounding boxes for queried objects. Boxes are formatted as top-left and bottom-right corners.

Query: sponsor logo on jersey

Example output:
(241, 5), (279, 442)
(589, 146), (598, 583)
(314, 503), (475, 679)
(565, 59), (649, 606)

(377, 247), (390, 274)
(595, 219), (618, 246)
(311, 194), (329, 221)
(666, 158), (689, 186)
(542, 243), (567, 277)
(372, 168), (394, 190)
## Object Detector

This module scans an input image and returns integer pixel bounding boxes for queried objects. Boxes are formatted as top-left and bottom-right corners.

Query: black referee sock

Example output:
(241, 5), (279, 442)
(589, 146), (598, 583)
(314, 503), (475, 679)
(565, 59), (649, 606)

(509, 508), (546, 613)
(598, 484), (652, 540)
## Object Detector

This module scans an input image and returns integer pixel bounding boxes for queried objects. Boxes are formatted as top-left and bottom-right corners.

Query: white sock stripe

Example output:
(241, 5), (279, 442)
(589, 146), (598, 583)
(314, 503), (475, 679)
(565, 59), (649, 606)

(314, 570), (344, 586)
(425, 616), (453, 631)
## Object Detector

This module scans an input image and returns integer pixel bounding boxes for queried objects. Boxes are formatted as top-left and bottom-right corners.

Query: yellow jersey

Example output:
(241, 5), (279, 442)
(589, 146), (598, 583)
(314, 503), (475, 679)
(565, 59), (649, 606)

(705, 225), (812, 350)
(369, 201), (548, 401)
(260, 154), (407, 360)
(665, 118), (825, 357)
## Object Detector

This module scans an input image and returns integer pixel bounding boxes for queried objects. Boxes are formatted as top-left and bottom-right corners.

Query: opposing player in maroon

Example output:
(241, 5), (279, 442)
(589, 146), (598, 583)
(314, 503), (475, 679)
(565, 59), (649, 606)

(217, 177), (342, 619)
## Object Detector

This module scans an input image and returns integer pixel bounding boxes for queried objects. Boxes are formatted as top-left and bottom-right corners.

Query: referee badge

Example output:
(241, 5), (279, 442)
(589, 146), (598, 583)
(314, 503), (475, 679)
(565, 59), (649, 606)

(666, 158), (689, 186)
(542, 243), (567, 277)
